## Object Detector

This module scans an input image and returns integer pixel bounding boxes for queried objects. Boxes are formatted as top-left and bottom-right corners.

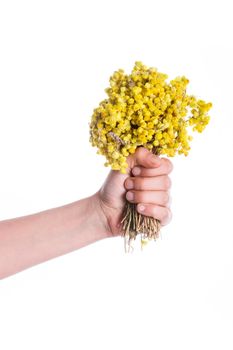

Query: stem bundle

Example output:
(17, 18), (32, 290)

(121, 202), (161, 252)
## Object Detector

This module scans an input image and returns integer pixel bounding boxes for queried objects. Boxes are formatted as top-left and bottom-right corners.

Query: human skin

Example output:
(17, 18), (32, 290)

(0, 147), (173, 279)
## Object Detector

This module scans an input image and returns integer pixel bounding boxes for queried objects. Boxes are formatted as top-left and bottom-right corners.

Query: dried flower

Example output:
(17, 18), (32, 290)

(90, 61), (212, 174)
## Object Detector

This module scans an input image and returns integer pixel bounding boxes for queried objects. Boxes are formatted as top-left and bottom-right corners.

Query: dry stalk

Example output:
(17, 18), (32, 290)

(121, 147), (161, 252)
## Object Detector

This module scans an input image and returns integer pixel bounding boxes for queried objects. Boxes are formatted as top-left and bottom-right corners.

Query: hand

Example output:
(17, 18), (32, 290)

(0, 147), (173, 278)
(94, 147), (173, 237)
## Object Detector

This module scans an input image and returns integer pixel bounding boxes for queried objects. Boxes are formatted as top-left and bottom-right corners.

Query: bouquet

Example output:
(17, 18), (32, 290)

(90, 61), (212, 250)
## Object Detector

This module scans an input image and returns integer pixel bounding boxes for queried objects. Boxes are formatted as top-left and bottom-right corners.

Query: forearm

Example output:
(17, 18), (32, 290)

(0, 194), (108, 279)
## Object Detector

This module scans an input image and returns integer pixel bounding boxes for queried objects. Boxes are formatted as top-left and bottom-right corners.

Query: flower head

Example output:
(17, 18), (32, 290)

(90, 61), (212, 173)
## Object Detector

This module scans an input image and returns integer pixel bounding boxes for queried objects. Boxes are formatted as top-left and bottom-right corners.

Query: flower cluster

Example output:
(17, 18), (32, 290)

(89, 61), (212, 173)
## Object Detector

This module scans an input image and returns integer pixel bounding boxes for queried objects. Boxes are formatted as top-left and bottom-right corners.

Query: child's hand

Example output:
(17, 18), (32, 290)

(95, 147), (173, 237)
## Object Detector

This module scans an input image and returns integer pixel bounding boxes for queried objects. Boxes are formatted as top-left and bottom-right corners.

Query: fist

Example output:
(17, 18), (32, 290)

(125, 147), (173, 226)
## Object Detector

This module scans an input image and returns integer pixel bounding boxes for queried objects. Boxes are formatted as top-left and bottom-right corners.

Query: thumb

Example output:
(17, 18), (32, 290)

(128, 147), (161, 170)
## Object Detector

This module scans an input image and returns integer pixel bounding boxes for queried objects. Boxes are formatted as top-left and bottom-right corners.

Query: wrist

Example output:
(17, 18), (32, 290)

(87, 192), (111, 240)
(91, 190), (124, 238)
(71, 193), (110, 248)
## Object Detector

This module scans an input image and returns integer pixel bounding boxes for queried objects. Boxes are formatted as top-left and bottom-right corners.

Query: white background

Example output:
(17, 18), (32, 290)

(0, 0), (233, 349)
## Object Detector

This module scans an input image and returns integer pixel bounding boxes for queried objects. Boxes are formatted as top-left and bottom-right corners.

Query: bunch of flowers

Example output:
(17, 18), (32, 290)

(90, 61), (212, 250)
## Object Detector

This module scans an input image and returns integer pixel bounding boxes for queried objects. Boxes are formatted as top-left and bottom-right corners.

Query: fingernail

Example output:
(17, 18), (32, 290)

(132, 167), (141, 176)
(126, 191), (134, 201)
(125, 179), (134, 189)
(138, 204), (145, 212)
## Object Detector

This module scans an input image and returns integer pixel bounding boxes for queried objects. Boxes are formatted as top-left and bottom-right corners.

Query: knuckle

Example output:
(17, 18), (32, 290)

(167, 176), (172, 189)
(161, 175), (171, 190)
(167, 160), (173, 174)
(161, 191), (170, 205)
(163, 158), (173, 173)
(161, 208), (171, 223)
(163, 208), (172, 224)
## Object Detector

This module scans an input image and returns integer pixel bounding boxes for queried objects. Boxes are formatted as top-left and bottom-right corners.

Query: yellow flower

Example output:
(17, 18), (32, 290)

(89, 61), (212, 173)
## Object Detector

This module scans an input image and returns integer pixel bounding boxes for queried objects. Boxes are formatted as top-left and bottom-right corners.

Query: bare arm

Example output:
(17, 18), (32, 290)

(0, 148), (172, 279)
(0, 194), (108, 279)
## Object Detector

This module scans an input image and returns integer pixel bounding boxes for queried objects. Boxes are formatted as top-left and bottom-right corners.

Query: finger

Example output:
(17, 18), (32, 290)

(126, 190), (170, 207)
(132, 158), (173, 177)
(136, 204), (172, 225)
(125, 175), (171, 191)
(133, 147), (161, 169)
